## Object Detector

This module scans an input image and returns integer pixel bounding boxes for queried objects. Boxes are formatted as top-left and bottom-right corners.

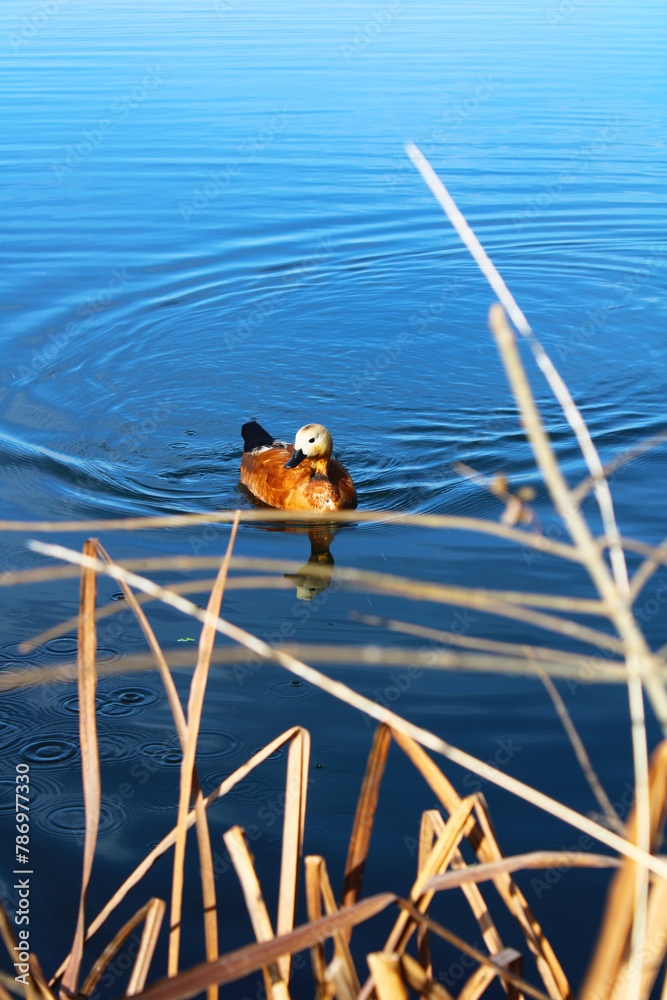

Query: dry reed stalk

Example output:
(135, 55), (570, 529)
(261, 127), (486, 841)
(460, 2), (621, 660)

(78, 899), (165, 997)
(304, 857), (360, 996)
(581, 740), (667, 1000)
(458, 948), (524, 1000)
(168, 512), (239, 981)
(489, 304), (655, 991)
(398, 952), (455, 1000)
(537, 666), (625, 833)
(425, 851), (620, 892)
(26, 541), (667, 885)
(572, 426), (667, 506)
(0, 902), (53, 1000)
(110, 894), (396, 1000)
(352, 610), (623, 671)
(304, 858), (328, 999)
(51, 727), (308, 984)
(126, 899), (167, 996)
(342, 724), (392, 913)
(396, 904), (552, 1000)
(383, 797), (478, 957)
(60, 539), (100, 1000)
(4, 642), (642, 693)
(390, 728), (572, 1000)
(223, 826), (290, 1000)
(424, 812), (505, 961)
(275, 729), (310, 983)
(367, 953), (409, 1000)
(405, 141), (629, 596)
(0, 511), (586, 566)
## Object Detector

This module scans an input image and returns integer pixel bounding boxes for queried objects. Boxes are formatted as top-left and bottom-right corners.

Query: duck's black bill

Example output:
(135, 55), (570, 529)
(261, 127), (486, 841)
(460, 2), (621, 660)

(284, 449), (306, 469)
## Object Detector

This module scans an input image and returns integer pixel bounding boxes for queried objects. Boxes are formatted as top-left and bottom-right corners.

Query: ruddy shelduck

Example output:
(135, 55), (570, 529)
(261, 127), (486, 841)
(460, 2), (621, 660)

(240, 421), (357, 511)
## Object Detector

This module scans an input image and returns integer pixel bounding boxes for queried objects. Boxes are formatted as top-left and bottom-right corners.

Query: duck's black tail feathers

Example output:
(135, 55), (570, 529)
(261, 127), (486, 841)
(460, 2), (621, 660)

(242, 420), (276, 452)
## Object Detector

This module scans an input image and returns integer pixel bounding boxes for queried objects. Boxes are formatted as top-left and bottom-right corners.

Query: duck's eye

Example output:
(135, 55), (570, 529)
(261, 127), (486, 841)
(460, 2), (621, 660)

(309, 437), (315, 443)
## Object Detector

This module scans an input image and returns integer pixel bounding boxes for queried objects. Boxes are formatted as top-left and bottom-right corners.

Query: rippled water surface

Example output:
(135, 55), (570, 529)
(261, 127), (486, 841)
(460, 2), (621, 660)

(1, 0), (666, 991)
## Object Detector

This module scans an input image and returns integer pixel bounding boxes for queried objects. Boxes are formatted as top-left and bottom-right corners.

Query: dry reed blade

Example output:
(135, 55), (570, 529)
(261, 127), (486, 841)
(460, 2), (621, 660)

(168, 512), (240, 980)
(60, 539), (100, 1000)
(79, 899), (164, 996)
(3, 641), (652, 695)
(399, 952), (456, 1000)
(75, 896), (400, 1000)
(537, 666), (624, 833)
(51, 727), (306, 985)
(632, 874), (667, 1000)
(26, 541), (667, 887)
(276, 728), (310, 983)
(384, 796), (477, 957)
(310, 856), (360, 996)
(304, 858), (328, 1000)
(457, 948), (524, 1000)
(489, 303), (655, 992)
(92, 541), (188, 744)
(367, 953), (409, 1000)
(405, 141), (630, 597)
(572, 426), (667, 506)
(425, 851), (620, 892)
(581, 740), (667, 1000)
(126, 899), (166, 996)
(2, 511), (585, 566)
(416, 810), (442, 979)
(432, 812), (505, 964)
(342, 724), (392, 913)
(629, 535), (667, 603)
(223, 825), (290, 1000)
(351, 611), (623, 672)
(390, 728), (572, 1000)
(397, 903), (553, 1000)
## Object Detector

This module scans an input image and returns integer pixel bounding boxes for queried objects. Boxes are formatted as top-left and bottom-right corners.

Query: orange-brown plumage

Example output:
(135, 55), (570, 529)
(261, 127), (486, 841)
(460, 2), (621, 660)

(240, 421), (357, 511)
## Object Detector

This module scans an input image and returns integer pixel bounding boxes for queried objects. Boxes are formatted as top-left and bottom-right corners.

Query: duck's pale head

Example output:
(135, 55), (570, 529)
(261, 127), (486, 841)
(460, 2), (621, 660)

(284, 424), (333, 469)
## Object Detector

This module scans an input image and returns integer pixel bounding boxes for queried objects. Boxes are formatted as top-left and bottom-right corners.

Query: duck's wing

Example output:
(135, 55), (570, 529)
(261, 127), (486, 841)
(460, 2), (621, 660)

(241, 420), (277, 452)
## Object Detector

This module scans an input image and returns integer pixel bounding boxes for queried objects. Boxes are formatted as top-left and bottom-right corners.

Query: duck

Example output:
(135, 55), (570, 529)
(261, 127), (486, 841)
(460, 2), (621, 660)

(240, 421), (357, 511)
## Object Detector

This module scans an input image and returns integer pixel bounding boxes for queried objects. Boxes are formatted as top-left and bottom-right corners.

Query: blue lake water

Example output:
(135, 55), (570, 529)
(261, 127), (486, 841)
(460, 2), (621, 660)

(1, 0), (666, 993)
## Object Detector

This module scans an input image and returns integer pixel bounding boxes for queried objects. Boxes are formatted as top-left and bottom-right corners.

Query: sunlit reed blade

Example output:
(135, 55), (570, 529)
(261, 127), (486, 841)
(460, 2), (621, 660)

(168, 512), (239, 981)
(424, 851), (620, 893)
(276, 729), (310, 983)
(342, 724), (391, 916)
(572, 426), (667, 506)
(127, 898), (167, 996)
(123, 894), (397, 1000)
(581, 740), (667, 1000)
(223, 825), (290, 1000)
(538, 666), (625, 833)
(78, 898), (165, 997)
(51, 728), (307, 985)
(405, 140), (629, 598)
(60, 539), (100, 1000)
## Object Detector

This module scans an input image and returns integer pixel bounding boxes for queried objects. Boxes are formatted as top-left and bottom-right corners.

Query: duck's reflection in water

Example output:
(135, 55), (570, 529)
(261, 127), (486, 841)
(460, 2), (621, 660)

(237, 489), (347, 601)
(283, 524), (336, 601)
